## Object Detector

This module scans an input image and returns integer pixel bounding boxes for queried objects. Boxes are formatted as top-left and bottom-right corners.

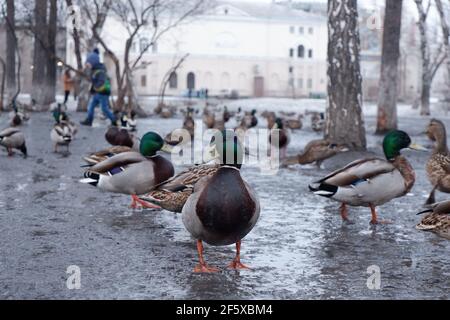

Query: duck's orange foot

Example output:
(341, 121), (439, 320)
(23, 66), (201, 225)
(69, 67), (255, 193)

(228, 260), (251, 270)
(194, 264), (219, 273)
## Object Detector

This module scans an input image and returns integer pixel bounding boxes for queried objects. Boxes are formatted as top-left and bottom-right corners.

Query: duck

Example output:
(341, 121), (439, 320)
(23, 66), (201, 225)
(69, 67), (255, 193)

(308, 111), (325, 132)
(242, 109), (258, 129)
(51, 120), (73, 153)
(80, 132), (174, 209)
(105, 126), (139, 151)
(283, 139), (349, 168)
(181, 130), (260, 273)
(139, 164), (221, 213)
(82, 145), (132, 166)
(309, 130), (425, 224)
(416, 200), (450, 240)
(165, 107), (196, 145)
(0, 127), (27, 158)
(52, 104), (78, 137)
(269, 118), (290, 161)
(285, 114), (303, 130)
(424, 119), (450, 205)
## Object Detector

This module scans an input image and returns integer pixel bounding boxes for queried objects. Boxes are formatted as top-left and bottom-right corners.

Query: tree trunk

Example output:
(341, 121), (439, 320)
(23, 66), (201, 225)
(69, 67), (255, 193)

(44, 0), (57, 105)
(6, 0), (16, 98)
(415, 0), (432, 116)
(0, 57), (5, 111)
(376, 0), (402, 134)
(326, 0), (366, 150)
(435, 0), (450, 110)
(31, 0), (48, 110)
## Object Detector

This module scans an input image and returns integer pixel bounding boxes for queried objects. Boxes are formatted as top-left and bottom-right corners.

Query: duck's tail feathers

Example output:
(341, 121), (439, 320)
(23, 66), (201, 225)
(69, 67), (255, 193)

(309, 182), (338, 198)
(80, 172), (100, 186)
(417, 208), (433, 216)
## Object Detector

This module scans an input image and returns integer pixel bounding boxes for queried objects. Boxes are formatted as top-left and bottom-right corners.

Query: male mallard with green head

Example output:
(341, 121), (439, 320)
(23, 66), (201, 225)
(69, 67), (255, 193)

(309, 130), (425, 224)
(81, 132), (174, 209)
(424, 119), (450, 205)
(417, 200), (450, 240)
(181, 130), (260, 273)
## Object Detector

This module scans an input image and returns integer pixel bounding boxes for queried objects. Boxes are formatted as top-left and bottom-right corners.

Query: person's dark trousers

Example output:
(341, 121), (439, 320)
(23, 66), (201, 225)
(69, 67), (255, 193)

(85, 93), (116, 124)
(64, 91), (70, 104)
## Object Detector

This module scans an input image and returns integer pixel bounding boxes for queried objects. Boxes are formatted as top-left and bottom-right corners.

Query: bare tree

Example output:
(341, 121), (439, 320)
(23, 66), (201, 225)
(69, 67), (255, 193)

(414, 0), (447, 115)
(376, 0), (403, 134)
(86, 0), (206, 114)
(67, 0), (111, 111)
(0, 57), (5, 111)
(44, 0), (58, 105)
(5, 0), (15, 97)
(159, 53), (189, 105)
(31, 0), (48, 110)
(435, 0), (450, 108)
(326, 0), (366, 150)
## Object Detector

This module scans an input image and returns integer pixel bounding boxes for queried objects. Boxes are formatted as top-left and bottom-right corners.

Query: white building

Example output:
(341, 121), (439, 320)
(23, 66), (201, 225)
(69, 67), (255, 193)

(74, 1), (328, 99)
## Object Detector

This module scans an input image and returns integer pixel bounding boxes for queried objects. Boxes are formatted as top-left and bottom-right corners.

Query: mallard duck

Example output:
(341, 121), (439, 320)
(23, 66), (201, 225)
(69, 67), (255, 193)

(242, 109), (258, 129)
(51, 121), (73, 153)
(139, 164), (221, 213)
(52, 104), (78, 137)
(165, 107), (196, 146)
(285, 114), (303, 130)
(417, 200), (450, 240)
(0, 127), (27, 158)
(309, 130), (425, 224)
(105, 126), (139, 151)
(269, 118), (290, 160)
(82, 145), (132, 166)
(81, 132), (174, 209)
(283, 139), (349, 168)
(424, 119), (450, 205)
(181, 130), (260, 272)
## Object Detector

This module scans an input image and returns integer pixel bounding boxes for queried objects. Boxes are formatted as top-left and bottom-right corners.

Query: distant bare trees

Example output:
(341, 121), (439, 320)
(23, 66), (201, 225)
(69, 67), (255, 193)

(86, 0), (206, 114)
(435, 0), (450, 107)
(6, 0), (15, 98)
(414, 0), (447, 115)
(326, 0), (366, 150)
(376, 0), (403, 134)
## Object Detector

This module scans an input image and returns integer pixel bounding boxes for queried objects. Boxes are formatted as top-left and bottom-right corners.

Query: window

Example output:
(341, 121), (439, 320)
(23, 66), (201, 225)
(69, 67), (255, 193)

(289, 66), (293, 73)
(169, 72), (178, 89)
(308, 27), (314, 35)
(289, 48), (294, 57)
(141, 75), (147, 87)
(297, 45), (305, 58)
(139, 37), (150, 53)
(299, 27), (304, 34)
(187, 72), (195, 90)
(289, 26), (295, 33)
(224, 8), (229, 15)
(298, 78), (304, 89)
(308, 49), (313, 58)
(307, 78), (313, 89)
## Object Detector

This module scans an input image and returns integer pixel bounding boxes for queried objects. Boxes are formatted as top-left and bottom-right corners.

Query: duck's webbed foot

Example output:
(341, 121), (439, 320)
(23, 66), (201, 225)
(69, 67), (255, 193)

(369, 205), (392, 225)
(228, 241), (251, 270)
(194, 240), (219, 273)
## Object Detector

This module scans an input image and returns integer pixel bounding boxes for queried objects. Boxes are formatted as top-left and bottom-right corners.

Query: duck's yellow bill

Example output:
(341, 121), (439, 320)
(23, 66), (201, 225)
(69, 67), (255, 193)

(161, 143), (173, 154)
(409, 143), (428, 151)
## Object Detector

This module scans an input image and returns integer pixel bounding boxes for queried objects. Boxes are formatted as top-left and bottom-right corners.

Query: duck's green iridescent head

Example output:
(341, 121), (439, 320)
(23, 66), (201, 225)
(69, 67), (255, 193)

(210, 130), (244, 169)
(383, 130), (412, 160)
(140, 132), (164, 157)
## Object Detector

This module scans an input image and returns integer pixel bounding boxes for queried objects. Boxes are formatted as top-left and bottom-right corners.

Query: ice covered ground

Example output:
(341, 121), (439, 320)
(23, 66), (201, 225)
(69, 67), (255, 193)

(0, 98), (449, 299)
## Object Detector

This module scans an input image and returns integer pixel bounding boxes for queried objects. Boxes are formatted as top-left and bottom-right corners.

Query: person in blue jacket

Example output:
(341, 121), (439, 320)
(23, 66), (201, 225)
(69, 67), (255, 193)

(80, 48), (117, 126)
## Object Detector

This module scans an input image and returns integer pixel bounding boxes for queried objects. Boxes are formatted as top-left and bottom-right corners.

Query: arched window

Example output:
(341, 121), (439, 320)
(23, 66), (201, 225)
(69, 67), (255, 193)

(308, 49), (313, 58)
(220, 72), (231, 89)
(169, 72), (178, 89)
(187, 72), (195, 90)
(289, 48), (294, 57)
(297, 45), (305, 58)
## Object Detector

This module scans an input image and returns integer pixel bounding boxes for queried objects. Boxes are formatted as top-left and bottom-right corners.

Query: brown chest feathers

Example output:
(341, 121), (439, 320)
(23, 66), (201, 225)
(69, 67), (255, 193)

(393, 156), (416, 194)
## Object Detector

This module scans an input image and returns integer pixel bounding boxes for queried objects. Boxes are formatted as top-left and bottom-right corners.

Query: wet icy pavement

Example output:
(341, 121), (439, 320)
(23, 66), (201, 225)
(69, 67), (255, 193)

(0, 110), (449, 300)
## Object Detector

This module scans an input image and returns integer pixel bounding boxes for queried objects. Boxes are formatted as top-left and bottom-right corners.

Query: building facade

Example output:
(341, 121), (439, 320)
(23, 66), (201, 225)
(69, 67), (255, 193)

(92, 1), (328, 98)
